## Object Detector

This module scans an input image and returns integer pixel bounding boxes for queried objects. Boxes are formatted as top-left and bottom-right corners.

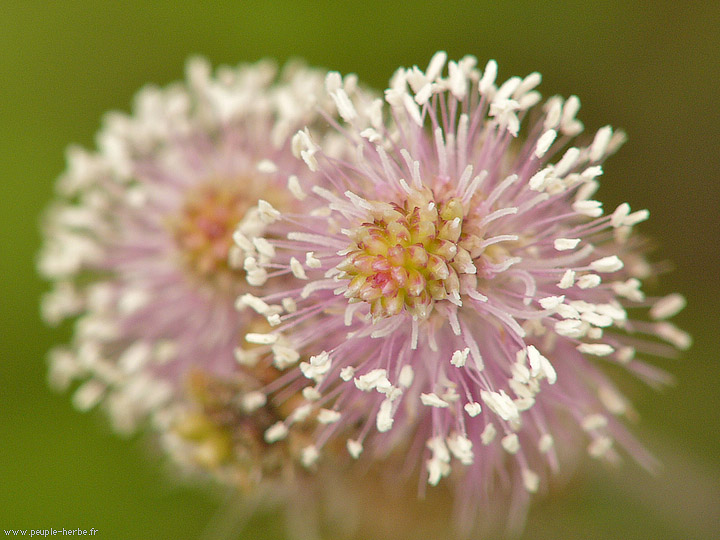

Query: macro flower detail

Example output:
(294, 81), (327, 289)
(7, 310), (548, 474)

(40, 50), (692, 540)
(235, 52), (690, 529)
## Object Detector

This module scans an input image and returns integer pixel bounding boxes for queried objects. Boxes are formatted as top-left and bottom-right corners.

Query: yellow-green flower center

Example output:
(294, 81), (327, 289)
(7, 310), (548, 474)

(337, 192), (476, 320)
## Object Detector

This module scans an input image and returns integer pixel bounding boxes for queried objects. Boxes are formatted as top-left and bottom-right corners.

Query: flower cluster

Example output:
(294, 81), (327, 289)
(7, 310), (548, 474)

(41, 52), (689, 538)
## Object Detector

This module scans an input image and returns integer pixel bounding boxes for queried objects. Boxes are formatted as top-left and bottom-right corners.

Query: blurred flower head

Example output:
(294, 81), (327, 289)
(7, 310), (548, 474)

(234, 51), (691, 534)
(38, 57), (338, 476)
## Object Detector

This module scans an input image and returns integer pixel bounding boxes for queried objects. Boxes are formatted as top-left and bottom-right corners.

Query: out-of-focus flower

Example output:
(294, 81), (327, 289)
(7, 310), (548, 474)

(234, 52), (691, 534)
(38, 57), (343, 484)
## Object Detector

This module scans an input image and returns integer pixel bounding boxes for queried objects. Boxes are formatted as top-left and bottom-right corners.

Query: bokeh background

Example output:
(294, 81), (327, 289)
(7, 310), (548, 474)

(2, 2), (718, 539)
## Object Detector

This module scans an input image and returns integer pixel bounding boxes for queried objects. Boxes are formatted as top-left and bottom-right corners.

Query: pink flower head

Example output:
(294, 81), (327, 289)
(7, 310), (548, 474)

(39, 58), (333, 440)
(235, 52), (691, 532)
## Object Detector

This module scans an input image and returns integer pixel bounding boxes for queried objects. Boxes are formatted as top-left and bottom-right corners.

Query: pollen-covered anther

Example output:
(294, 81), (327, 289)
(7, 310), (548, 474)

(336, 193), (478, 320)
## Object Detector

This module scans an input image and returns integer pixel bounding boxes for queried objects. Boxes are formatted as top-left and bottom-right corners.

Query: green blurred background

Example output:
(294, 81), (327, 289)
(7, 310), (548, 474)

(1, 2), (718, 539)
